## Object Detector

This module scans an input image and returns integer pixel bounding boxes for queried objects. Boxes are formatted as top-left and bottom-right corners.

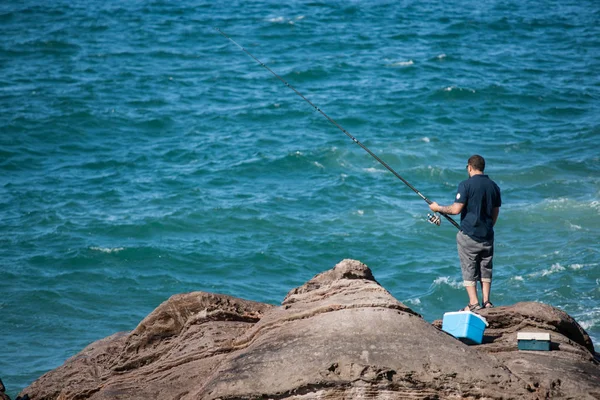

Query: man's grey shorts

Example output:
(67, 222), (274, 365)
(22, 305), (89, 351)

(457, 231), (494, 287)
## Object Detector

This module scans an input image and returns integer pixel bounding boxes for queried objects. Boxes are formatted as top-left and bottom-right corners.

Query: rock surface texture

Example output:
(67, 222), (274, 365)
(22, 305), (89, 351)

(18, 259), (600, 399)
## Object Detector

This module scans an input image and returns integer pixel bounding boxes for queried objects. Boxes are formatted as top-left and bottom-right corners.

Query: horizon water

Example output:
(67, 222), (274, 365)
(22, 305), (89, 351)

(1, 0), (599, 396)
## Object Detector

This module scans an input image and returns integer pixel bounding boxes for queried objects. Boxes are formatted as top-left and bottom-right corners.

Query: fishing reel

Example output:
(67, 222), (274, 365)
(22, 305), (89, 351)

(427, 213), (441, 226)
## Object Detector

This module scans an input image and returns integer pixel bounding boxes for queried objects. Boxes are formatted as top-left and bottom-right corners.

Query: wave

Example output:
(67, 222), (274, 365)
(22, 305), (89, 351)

(403, 297), (421, 306)
(388, 60), (414, 67)
(281, 65), (331, 82)
(363, 167), (387, 174)
(267, 15), (305, 25)
(527, 262), (595, 279)
(432, 276), (463, 289)
(443, 86), (475, 93)
(578, 308), (600, 332)
(539, 263), (565, 277)
(541, 198), (600, 213)
(90, 246), (125, 253)
(427, 86), (478, 101)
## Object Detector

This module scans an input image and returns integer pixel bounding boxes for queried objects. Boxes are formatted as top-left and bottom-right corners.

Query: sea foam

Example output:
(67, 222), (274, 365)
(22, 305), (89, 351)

(390, 60), (414, 67)
(432, 276), (463, 289)
(90, 247), (125, 253)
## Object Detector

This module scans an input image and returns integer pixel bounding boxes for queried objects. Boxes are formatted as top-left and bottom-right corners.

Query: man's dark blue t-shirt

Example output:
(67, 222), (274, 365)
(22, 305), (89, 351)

(455, 174), (501, 242)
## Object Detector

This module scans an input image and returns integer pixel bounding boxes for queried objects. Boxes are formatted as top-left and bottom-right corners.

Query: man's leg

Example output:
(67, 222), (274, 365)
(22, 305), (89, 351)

(465, 284), (479, 308)
(482, 281), (491, 304)
(457, 231), (481, 309)
(480, 241), (494, 306)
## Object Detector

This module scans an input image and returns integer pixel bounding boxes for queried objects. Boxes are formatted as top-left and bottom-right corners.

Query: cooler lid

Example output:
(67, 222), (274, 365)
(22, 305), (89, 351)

(442, 310), (489, 327)
(517, 332), (551, 341)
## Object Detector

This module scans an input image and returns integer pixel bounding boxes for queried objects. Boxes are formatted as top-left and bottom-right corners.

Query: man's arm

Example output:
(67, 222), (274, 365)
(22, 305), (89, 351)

(492, 207), (500, 226)
(429, 201), (464, 215)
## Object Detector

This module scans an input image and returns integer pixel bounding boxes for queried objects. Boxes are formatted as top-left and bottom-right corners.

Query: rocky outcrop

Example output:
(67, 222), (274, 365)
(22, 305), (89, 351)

(18, 259), (600, 399)
(432, 302), (600, 398)
(1, 378), (10, 400)
(19, 293), (274, 400)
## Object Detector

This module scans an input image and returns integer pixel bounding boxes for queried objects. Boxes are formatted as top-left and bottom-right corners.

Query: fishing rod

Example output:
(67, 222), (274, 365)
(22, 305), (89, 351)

(216, 28), (460, 230)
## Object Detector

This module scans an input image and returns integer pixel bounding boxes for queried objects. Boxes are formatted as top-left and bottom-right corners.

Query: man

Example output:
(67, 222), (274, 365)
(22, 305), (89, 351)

(429, 155), (501, 311)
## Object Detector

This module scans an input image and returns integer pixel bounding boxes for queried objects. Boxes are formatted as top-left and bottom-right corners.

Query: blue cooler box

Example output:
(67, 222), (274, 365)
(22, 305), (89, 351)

(442, 311), (489, 345)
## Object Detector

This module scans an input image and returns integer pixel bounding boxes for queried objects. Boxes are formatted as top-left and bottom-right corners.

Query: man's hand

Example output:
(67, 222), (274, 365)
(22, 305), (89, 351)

(429, 202), (439, 212)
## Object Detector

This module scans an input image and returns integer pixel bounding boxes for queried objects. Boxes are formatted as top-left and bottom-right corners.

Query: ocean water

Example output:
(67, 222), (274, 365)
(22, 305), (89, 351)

(1, 0), (599, 396)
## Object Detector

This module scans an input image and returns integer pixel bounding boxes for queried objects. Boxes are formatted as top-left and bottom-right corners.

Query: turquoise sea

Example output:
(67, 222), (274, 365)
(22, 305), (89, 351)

(1, 0), (599, 396)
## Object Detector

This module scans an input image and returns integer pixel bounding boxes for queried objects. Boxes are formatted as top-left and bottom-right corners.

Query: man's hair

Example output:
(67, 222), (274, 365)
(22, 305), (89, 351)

(468, 154), (485, 172)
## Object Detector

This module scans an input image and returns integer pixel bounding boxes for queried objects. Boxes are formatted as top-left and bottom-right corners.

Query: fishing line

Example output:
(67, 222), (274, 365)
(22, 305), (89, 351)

(215, 27), (460, 230)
